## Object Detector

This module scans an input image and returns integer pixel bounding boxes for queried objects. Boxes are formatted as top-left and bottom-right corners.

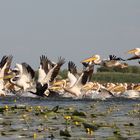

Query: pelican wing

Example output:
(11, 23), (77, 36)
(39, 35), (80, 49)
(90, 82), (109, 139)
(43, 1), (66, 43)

(67, 61), (78, 87)
(50, 57), (65, 82)
(0, 55), (13, 78)
(109, 55), (125, 61)
(68, 61), (77, 75)
(68, 72), (77, 87)
(43, 57), (65, 84)
(40, 55), (49, 74)
(21, 63), (35, 79)
(74, 69), (91, 88)
(0, 56), (8, 69)
(47, 59), (56, 70)
(6, 55), (13, 70)
(38, 55), (49, 84)
(81, 69), (93, 85)
(127, 55), (140, 60)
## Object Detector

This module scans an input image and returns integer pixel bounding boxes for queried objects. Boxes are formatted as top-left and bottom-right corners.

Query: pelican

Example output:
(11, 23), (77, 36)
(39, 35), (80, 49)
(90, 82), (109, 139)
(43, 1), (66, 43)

(121, 90), (140, 98)
(10, 55), (65, 97)
(82, 54), (127, 68)
(10, 62), (49, 96)
(37, 56), (65, 88)
(109, 83), (127, 96)
(133, 84), (140, 91)
(52, 61), (92, 98)
(127, 48), (140, 60)
(10, 62), (36, 92)
(82, 82), (94, 91)
(48, 79), (67, 96)
(0, 55), (13, 96)
(82, 82), (101, 98)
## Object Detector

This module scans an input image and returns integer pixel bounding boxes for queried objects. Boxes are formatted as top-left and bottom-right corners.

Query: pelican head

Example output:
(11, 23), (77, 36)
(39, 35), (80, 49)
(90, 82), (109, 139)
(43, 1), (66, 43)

(127, 48), (140, 56)
(81, 54), (101, 63)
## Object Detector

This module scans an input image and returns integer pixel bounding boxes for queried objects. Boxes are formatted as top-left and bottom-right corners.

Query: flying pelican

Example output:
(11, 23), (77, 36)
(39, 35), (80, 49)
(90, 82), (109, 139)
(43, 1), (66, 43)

(82, 54), (128, 68)
(57, 61), (93, 97)
(10, 62), (49, 96)
(37, 55), (65, 87)
(127, 48), (140, 60)
(10, 62), (36, 92)
(0, 55), (13, 96)
(10, 55), (65, 97)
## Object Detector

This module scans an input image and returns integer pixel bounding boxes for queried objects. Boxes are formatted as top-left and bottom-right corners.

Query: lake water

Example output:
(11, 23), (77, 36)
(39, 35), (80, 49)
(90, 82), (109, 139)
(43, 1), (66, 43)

(0, 96), (140, 140)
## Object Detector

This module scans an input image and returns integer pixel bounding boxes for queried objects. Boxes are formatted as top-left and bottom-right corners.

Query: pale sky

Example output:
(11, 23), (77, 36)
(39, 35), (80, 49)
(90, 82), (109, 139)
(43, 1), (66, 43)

(0, 0), (140, 69)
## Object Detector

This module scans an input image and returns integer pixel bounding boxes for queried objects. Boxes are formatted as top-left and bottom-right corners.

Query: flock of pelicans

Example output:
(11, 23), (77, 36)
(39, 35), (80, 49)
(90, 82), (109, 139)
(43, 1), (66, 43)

(0, 48), (140, 99)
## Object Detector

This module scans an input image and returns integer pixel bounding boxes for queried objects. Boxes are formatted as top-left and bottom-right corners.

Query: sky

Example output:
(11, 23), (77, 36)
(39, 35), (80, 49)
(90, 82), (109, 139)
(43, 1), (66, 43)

(0, 0), (140, 69)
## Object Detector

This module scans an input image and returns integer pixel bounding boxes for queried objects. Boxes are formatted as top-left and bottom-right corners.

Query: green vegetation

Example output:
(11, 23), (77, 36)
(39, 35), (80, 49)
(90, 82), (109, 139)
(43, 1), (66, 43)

(92, 72), (140, 83)
(97, 65), (140, 73)
(59, 65), (140, 83)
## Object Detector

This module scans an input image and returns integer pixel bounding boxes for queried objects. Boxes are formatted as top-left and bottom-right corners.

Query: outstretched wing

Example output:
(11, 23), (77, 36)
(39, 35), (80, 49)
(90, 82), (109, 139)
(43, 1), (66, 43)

(75, 68), (93, 88)
(50, 57), (65, 82)
(0, 56), (9, 69)
(67, 61), (77, 87)
(0, 55), (13, 78)
(40, 55), (49, 74)
(127, 55), (140, 60)
(21, 63), (35, 79)
(6, 55), (13, 71)
(68, 61), (77, 76)
(109, 55), (125, 61)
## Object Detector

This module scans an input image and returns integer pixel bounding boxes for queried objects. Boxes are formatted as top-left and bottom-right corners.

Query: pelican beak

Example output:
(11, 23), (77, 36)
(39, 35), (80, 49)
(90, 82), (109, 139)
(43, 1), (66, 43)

(2, 74), (15, 80)
(49, 86), (61, 90)
(127, 49), (137, 54)
(53, 81), (64, 86)
(81, 56), (97, 63)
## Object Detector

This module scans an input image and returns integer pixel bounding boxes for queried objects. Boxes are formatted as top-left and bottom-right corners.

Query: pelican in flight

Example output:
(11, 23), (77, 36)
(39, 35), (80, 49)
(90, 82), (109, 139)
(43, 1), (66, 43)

(82, 54), (127, 68)
(10, 55), (65, 97)
(10, 62), (36, 92)
(53, 61), (93, 97)
(0, 55), (13, 96)
(37, 55), (65, 87)
(127, 48), (140, 60)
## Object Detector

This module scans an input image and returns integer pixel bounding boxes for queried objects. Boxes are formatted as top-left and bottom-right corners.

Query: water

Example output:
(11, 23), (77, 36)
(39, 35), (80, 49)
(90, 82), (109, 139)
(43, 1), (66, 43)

(0, 96), (140, 139)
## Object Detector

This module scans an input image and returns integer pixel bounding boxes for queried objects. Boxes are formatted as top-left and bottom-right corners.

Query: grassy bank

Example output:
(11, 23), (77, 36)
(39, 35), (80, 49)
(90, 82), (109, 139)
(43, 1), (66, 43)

(60, 69), (140, 83)
(92, 72), (140, 83)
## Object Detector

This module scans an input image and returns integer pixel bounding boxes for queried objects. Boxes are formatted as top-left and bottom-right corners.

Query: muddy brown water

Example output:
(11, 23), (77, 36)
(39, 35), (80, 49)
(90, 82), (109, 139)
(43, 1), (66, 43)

(0, 96), (140, 140)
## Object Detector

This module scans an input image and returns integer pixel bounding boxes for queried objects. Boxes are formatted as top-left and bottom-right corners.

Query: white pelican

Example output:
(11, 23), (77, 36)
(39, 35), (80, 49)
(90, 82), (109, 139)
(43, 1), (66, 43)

(82, 54), (128, 68)
(10, 62), (36, 92)
(133, 84), (140, 91)
(0, 55), (13, 96)
(52, 61), (92, 98)
(10, 62), (48, 96)
(109, 83), (127, 96)
(38, 56), (65, 87)
(127, 48), (140, 60)
(10, 55), (65, 97)
(121, 90), (140, 98)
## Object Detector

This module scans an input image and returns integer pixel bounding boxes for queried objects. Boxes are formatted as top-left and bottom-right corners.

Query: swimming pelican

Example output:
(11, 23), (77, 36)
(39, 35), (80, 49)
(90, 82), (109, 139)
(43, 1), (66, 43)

(109, 83), (127, 96)
(121, 90), (140, 98)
